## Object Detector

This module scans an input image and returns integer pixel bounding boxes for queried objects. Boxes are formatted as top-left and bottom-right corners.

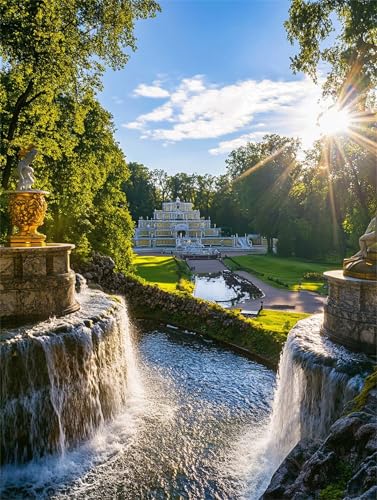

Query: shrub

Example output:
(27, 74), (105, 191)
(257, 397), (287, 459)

(303, 272), (323, 281)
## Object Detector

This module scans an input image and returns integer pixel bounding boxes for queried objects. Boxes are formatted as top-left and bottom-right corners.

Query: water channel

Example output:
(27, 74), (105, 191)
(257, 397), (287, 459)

(1, 326), (276, 499)
(193, 271), (263, 307)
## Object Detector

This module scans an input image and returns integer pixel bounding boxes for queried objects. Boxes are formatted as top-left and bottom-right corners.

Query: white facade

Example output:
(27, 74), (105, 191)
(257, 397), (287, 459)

(134, 198), (236, 248)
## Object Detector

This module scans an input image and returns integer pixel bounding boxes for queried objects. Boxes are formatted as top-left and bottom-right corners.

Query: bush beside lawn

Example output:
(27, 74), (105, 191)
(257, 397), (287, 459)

(225, 255), (339, 293)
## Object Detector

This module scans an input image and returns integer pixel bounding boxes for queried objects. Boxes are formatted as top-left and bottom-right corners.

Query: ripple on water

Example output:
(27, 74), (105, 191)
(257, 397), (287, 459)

(1, 327), (275, 499)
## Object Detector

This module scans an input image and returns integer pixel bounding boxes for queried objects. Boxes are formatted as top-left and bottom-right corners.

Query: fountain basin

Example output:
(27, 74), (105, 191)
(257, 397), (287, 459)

(322, 270), (377, 354)
(0, 290), (128, 465)
(0, 243), (79, 327)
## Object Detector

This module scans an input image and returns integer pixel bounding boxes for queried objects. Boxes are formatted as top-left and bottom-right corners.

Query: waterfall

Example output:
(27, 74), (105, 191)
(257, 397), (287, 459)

(231, 315), (372, 500)
(268, 321), (365, 461)
(0, 291), (137, 465)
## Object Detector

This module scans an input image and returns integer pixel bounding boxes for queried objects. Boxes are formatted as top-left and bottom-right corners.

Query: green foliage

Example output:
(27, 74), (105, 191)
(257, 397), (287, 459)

(0, 0), (159, 270)
(303, 272), (323, 281)
(319, 462), (353, 500)
(352, 369), (377, 412)
(285, 0), (377, 101)
(0, 0), (160, 188)
(249, 310), (308, 334)
(122, 162), (159, 220)
(175, 257), (194, 293)
(129, 286), (291, 367)
(31, 96), (134, 271)
(132, 254), (194, 293)
(226, 134), (301, 252)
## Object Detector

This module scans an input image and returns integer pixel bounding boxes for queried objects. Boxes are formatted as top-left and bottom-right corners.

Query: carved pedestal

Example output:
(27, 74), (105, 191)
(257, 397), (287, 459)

(0, 244), (80, 327)
(322, 270), (377, 354)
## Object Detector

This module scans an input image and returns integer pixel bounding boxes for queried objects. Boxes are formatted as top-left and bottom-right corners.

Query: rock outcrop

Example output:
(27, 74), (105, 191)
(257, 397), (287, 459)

(263, 384), (377, 500)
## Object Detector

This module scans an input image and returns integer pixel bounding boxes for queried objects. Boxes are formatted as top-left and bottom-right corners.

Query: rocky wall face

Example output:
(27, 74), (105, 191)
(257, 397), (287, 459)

(0, 291), (128, 465)
(262, 388), (377, 500)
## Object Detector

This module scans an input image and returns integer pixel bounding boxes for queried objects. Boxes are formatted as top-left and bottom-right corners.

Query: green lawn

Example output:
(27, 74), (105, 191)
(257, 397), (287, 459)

(132, 255), (193, 292)
(248, 309), (309, 334)
(225, 255), (339, 293)
(133, 255), (181, 291)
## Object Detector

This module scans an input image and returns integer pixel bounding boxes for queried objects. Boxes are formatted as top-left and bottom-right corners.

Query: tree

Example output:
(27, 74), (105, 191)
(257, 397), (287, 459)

(122, 162), (158, 221)
(285, 0), (377, 104)
(0, 0), (160, 189)
(151, 169), (170, 203)
(37, 95), (134, 271)
(226, 134), (300, 253)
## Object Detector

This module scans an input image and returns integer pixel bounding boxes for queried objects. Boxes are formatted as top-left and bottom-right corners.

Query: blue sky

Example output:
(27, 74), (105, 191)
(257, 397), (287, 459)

(99, 0), (324, 176)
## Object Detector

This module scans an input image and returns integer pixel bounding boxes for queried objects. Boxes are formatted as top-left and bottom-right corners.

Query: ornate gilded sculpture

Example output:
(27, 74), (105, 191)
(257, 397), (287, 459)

(343, 214), (377, 280)
(7, 147), (48, 247)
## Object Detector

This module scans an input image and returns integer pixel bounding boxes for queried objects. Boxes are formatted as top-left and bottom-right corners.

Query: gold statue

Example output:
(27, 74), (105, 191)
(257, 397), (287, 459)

(7, 147), (48, 247)
(343, 214), (377, 280)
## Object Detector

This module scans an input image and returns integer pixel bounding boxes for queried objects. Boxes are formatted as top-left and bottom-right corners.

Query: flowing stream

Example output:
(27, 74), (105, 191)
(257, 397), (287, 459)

(1, 308), (370, 499)
(1, 318), (275, 499)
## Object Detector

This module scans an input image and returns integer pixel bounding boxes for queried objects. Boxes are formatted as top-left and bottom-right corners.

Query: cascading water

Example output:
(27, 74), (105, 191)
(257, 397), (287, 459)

(232, 314), (373, 499)
(1, 297), (373, 499)
(0, 290), (133, 465)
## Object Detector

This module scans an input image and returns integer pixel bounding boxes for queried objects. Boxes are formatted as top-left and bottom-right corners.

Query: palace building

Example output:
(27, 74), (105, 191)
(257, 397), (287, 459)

(133, 198), (238, 249)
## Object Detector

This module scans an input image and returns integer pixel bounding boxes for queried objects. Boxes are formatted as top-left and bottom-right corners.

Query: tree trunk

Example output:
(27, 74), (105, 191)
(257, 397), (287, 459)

(1, 80), (34, 190)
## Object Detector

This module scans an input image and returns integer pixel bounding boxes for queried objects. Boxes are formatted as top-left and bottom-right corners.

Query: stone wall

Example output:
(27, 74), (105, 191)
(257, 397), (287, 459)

(78, 254), (285, 368)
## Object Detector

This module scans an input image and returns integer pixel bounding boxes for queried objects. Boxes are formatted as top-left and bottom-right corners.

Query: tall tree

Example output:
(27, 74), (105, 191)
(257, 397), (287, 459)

(38, 95), (134, 271)
(285, 0), (377, 104)
(122, 162), (158, 221)
(226, 134), (300, 252)
(0, 0), (160, 189)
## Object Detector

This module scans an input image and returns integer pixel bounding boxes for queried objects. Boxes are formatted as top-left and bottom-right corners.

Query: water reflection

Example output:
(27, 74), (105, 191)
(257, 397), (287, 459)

(194, 271), (263, 307)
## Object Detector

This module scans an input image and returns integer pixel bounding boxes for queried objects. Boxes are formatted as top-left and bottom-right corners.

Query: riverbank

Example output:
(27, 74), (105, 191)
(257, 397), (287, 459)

(79, 254), (307, 368)
(224, 254), (338, 294)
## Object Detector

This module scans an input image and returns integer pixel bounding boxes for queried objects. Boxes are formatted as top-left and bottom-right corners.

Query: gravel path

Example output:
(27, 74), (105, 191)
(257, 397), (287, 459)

(187, 259), (326, 314)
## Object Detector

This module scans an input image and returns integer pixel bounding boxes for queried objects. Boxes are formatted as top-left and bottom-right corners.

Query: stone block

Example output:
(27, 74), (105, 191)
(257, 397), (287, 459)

(0, 256), (13, 277)
(322, 270), (377, 354)
(53, 253), (69, 274)
(22, 254), (46, 277)
(0, 244), (79, 326)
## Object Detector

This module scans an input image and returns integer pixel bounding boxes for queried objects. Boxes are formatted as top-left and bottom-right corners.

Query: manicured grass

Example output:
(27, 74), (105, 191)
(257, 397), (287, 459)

(132, 255), (193, 292)
(225, 255), (339, 293)
(248, 309), (309, 334)
(132, 255), (180, 291)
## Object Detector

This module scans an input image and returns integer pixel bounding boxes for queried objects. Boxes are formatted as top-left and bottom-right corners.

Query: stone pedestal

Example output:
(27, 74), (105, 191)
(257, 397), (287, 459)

(322, 270), (377, 354)
(0, 244), (80, 327)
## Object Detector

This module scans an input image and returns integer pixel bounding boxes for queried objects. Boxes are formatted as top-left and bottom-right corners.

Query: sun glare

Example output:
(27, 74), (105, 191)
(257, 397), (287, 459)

(317, 106), (351, 136)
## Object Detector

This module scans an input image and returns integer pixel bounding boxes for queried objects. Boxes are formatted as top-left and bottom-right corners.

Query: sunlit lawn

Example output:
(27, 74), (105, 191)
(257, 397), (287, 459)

(225, 255), (339, 293)
(132, 255), (181, 291)
(248, 309), (309, 334)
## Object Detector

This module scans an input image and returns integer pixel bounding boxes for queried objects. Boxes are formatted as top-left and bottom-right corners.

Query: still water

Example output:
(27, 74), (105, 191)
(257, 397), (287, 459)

(1, 327), (275, 499)
(194, 271), (263, 307)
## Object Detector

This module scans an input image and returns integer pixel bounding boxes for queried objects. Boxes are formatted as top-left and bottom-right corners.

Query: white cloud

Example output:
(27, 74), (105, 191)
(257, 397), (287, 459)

(133, 83), (170, 98)
(124, 75), (323, 151)
(209, 131), (268, 155)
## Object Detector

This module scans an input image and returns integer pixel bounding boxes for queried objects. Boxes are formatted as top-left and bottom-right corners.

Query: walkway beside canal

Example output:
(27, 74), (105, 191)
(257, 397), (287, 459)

(187, 259), (326, 314)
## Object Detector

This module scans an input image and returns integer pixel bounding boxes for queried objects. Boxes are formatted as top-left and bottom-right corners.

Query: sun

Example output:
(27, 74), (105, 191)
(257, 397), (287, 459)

(317, 106), (351, 136)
